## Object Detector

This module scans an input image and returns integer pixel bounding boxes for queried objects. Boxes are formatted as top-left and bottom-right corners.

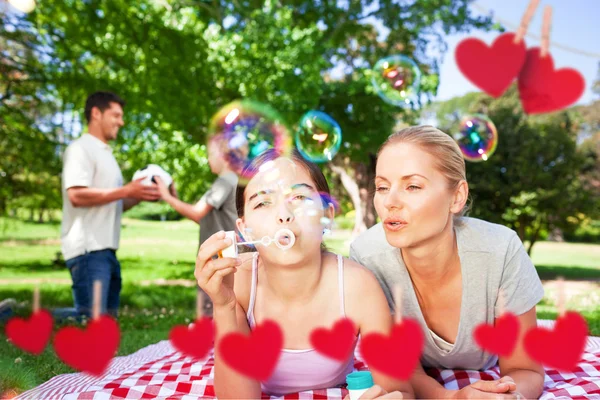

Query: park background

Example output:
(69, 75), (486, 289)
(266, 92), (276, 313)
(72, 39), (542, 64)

(0, 0), (599, 396)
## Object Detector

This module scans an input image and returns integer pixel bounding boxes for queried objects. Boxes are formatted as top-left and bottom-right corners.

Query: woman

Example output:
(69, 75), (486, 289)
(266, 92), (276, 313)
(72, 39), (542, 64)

(350, 126), (545, 399)
(195, 149), (413, 399)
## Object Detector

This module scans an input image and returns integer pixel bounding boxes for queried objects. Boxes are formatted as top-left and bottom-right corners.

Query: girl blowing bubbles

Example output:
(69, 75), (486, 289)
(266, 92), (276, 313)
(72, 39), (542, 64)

(194, 149), (413, 399)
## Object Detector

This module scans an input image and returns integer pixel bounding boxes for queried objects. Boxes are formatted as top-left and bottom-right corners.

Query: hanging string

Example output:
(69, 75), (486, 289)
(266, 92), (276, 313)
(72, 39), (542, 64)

(472, 1), (600, 59)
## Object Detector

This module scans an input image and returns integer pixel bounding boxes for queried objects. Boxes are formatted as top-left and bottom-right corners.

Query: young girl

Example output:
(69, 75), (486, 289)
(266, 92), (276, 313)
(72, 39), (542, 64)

(194, 149), (414, 399)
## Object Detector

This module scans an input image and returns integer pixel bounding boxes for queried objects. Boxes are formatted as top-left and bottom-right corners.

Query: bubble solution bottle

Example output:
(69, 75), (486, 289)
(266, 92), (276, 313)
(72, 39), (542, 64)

(346, 371), (374, 400)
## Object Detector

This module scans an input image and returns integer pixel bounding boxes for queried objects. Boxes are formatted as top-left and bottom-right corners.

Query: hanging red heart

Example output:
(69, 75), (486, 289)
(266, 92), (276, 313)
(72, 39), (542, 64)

(310, 318), (356, 362)
(455, 32), (527, 98)
(169, 317), (214, 359)
(518, 48), (585, 114)
(5, 310), (53, 355)
(218, 319), (283, 381)
(360, 319), (424, 380)
(474, 313), (520, 357)
(53, 316), (120, 376)
(524, 311), (588, 371)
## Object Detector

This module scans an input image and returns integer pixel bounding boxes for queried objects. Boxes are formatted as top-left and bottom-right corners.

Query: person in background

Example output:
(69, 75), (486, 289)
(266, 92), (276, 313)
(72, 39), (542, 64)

(155, 137), (238, 315)
(58, 91), (160, 319)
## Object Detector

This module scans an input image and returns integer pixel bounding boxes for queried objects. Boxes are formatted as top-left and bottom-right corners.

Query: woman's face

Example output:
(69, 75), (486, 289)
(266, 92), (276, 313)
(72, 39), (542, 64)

(374, 142), (466, 249)
(237, 158), (333, 265)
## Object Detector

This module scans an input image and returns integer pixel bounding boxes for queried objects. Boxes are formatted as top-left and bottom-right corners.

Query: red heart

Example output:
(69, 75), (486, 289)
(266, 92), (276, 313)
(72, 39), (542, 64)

(310, 318), (356, 362)
(360, 319), (424, 380)
(218, 319), (282, 381)
(169, 317), (214, 359)
(474, 313), (519, 357)
(5, 310), (53, 355)
(53, 316), (120, 376)
(524, 311), (588, 371)
(455, 32), (526, 98)
(518, 48), (585, 114)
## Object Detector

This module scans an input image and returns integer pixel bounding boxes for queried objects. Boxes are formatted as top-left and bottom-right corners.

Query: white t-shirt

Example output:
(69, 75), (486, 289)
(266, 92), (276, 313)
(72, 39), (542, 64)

(61, 134), (123, 260)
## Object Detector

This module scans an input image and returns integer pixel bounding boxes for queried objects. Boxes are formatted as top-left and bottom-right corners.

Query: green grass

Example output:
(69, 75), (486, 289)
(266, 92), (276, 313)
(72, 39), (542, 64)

(1, 217), (599, 395)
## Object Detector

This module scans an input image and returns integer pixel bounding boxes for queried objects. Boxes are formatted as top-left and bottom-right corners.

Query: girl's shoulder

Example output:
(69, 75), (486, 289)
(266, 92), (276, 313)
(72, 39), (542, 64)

(325, 252), (381, 295)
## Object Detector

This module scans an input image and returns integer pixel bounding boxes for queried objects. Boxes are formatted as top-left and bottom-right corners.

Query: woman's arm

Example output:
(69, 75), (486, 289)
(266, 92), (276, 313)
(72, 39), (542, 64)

(345, 259), (414, 398)
(498, 307), (545, 399)
(213, 301), (262, 399)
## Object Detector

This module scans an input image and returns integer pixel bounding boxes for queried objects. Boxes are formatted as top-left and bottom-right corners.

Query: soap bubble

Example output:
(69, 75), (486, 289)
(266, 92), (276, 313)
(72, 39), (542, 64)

(295, 111), (342, 163)
(208, 100), (292, 183)
(371, 55), (421, 108)
(453, 114), (498, 162)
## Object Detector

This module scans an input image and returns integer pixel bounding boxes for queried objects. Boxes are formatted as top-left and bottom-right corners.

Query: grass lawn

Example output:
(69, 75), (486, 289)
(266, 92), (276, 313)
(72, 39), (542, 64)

(1, 217), (599, 395)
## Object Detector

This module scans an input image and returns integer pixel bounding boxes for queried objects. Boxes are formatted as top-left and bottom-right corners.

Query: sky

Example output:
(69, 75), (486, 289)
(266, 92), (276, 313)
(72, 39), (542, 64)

(434, 0), (600, 105)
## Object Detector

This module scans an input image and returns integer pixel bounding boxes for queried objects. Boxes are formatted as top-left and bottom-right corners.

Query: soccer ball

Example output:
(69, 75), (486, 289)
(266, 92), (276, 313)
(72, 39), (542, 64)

(132, 164), (173, 187)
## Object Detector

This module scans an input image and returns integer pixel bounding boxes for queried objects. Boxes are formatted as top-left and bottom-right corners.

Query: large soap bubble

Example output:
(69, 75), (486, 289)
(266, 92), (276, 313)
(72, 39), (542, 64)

(453, 114), (498, 162)
(208, 100), (292, 183)
(371, 55), (421, 108)
(295, 111), (342, 163)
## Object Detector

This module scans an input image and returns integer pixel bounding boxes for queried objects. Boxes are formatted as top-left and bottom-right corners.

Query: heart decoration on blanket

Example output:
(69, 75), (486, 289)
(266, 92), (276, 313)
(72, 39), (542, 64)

(219, 319), (283, 381)
(360, 318), (424, 380)
(455, 32), (527, 98)
(310, 318), (356, 362)
(53, 315), (120, 376)
(5, 310), (53, 355)
(474, 313), (520, 357)
(518, 48), (585, 115)
(169, 317), (214, 359)
(524, 311), (588, 371)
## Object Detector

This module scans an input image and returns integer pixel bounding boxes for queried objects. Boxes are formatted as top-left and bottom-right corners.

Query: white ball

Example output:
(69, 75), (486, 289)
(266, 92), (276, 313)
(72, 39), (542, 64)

(132, 164), (173, 187)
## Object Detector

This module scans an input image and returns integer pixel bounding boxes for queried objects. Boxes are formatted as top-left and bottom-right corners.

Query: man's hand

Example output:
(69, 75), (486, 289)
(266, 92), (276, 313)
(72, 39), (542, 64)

(124, 177), (160, 201)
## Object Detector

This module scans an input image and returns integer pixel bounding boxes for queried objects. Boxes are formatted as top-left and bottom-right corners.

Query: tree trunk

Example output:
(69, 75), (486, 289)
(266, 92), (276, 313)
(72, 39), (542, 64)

(330, 164), (366, 238)
(526, 218), (543, 256)
(360, 153), (377, 228)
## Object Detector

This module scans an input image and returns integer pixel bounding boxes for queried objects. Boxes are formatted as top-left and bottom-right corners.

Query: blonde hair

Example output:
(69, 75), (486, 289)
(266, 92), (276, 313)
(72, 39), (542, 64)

(377, 125), (471, 218)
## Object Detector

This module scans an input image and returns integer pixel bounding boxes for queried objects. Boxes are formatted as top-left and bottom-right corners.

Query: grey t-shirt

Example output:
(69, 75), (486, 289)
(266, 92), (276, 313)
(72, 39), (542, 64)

(199, 171), (239, 246)
(349, 217), (544, 370)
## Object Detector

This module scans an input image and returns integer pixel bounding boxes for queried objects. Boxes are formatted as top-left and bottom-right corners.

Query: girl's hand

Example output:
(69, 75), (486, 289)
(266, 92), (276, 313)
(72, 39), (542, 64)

(344, 385), (407, 399)
(194, 231), (241, 309)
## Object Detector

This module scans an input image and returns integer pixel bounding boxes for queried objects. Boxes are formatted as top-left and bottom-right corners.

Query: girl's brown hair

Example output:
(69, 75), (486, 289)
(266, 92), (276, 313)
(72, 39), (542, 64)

(235, 148), (331, 251)
(236, 148), (332, 217)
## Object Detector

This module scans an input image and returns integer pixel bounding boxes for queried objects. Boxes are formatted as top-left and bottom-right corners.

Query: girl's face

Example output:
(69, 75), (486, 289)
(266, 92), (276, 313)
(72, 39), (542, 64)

(237, 157), (333, 265)
(374, 142), (467, 249)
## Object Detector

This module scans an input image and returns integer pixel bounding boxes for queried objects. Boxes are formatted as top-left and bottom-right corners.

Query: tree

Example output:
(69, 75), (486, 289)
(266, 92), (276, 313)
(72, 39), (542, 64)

(2, 0), (495, 224)
(0, 10), (63, 218)
(429, 86), (599, 254)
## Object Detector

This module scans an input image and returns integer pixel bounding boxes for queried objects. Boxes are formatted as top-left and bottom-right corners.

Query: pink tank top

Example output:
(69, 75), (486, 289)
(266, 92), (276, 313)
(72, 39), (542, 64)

(247, 253), (357, 396)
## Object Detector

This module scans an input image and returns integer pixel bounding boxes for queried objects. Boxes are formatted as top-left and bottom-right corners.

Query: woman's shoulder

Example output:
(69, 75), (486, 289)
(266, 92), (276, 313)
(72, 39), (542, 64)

(456, 217), (520, 253)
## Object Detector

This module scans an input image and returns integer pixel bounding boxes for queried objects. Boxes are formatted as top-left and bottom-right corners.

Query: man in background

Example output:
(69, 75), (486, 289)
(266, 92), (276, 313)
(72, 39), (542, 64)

(58, 91), (160, 319)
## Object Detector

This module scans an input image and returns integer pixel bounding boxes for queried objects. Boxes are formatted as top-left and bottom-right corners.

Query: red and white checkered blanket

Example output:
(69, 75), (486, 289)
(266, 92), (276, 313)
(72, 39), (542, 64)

(17, 321), (600, 399)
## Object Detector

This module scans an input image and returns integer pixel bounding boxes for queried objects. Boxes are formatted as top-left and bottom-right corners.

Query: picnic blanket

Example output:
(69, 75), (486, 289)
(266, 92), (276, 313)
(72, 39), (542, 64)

(16, 320), (600, 399)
